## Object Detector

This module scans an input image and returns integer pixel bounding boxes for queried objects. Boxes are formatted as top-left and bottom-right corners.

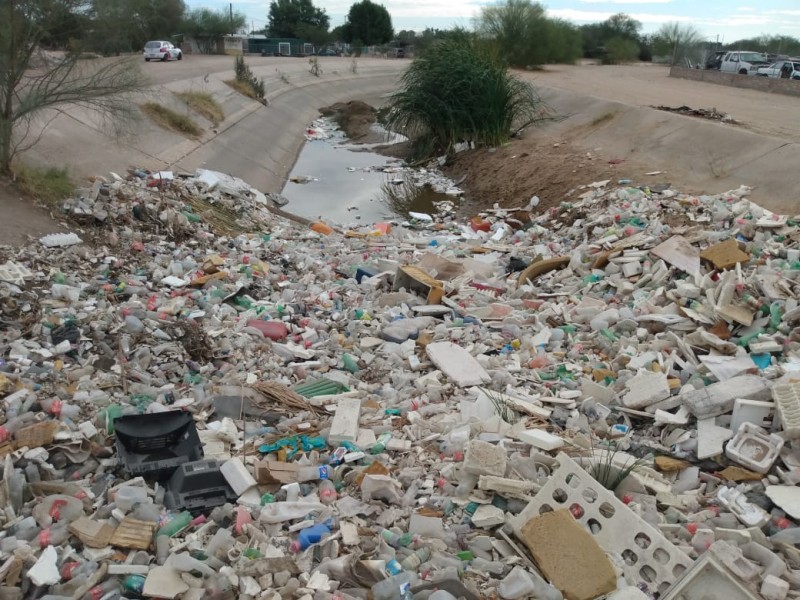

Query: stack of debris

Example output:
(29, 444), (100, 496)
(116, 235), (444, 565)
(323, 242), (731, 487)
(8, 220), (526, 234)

(1, 167), (800, 600)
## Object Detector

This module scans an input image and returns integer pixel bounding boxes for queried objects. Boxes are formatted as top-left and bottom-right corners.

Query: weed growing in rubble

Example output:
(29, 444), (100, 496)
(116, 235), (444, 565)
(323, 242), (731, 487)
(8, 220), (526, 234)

(480, 387), (519, 424)
(589, 441), (649, 491)
(385, 33), (547, 162)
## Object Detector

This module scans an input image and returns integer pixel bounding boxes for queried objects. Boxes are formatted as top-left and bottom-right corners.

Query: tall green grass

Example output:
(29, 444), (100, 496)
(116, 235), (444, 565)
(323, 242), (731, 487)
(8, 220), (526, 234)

(385, 35), (546, 162)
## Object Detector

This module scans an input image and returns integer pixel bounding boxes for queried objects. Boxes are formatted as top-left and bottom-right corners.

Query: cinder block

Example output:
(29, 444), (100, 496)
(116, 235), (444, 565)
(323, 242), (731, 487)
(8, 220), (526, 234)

(512, 453), (692, 596)
(773, 382), (800, 439)
(328, 397), (361, 444)
(519, 509), (616, 600)
(464, 439), (507, 477)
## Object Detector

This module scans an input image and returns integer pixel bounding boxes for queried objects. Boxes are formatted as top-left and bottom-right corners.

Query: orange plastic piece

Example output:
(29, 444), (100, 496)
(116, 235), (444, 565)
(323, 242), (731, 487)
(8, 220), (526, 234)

(310, 222), (333, 235)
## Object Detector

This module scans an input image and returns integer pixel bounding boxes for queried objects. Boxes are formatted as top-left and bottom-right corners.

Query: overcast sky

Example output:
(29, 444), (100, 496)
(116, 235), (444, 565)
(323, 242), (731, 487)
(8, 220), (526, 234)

(187, 0), (800, 41)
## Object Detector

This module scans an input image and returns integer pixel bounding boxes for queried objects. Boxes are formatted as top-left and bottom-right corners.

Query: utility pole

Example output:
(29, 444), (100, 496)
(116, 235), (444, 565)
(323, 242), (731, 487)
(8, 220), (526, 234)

(230, 3), (234, 34)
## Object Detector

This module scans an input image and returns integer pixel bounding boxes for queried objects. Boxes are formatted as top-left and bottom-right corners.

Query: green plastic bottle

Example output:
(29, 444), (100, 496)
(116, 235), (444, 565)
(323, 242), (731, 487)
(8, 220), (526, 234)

(342, 353), (359, 373)
(157, 511), (192, 537)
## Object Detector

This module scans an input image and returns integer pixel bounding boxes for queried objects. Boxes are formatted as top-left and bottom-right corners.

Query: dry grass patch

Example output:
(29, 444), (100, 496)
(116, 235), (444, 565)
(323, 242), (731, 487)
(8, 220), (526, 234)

(175, 91), (224, 126)
(141, 102), (203, 136)
(14, 165), (73, 204)
(224, 79), (267, 104)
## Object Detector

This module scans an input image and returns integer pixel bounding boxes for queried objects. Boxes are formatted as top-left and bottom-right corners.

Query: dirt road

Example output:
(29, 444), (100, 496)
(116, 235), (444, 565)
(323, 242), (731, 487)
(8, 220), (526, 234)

(521, 63), (800, 143)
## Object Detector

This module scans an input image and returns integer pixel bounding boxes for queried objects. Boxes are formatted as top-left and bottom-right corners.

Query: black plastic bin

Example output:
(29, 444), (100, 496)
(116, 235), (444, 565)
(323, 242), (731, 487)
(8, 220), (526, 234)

(164, 460), (238, 511)
(114, 411), (203, 479)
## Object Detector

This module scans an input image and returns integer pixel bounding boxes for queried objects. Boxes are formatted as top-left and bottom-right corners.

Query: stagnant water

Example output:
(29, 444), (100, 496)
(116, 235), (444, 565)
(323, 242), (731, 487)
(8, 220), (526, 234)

(280, 123), (453, 224)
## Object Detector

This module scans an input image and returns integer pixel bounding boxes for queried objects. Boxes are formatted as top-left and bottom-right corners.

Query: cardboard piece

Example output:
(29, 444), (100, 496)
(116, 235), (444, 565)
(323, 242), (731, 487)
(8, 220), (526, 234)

(519, 509), (617, 600)
(651, 235), (700, 275)
(516, 256), (570, 289)
(700, 239), (750, 270)
(69, 517), (115, 548)
(110, 517), (156, 550)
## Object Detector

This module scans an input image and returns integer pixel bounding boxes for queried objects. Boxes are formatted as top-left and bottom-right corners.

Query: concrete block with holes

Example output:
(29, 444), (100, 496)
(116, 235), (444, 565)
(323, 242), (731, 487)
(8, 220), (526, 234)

(511, 452), (693, 597)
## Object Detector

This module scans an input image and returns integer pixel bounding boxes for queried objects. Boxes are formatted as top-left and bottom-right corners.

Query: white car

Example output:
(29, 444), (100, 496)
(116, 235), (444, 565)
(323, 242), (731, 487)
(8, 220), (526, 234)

(143, 41), (182, 62)
(720, 51), (768, 75)
(757, 60), (800, 80)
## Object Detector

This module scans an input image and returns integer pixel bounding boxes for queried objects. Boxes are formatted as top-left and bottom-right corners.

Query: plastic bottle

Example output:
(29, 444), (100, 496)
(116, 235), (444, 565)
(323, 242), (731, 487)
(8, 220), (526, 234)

(498, 566), (562, 600)
(35, 523), (71, 548)
(82, 579), (119, 600)
(39, 398), (81, 420)
(115, 486), (149, 511)
(381, 529), (413, 548)
(60, 561), (98, 581)
(290, 523), (331, 552)
(371, 572), (417, 600)
(234, 505), (252, 535)
(157, 511), (192, 537)
(372, 432), (392, 454)
(121, 575), (146, 594)
(318, 479), (337, 505)
(0, 414), (35, 443)
(8, 516), (40, 541)
(400, 548), (430, 571)
(770, 527), (800, 544)
(296, 465), (331, 482)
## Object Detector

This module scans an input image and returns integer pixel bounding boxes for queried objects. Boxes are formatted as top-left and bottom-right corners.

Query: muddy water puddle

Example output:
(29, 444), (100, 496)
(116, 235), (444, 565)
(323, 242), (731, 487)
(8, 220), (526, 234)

(280, 120), (458, 224)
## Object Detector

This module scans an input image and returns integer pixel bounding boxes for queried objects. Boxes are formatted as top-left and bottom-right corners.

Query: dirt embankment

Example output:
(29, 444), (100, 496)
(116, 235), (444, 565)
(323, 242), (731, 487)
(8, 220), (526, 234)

(319, 101), (382, 143)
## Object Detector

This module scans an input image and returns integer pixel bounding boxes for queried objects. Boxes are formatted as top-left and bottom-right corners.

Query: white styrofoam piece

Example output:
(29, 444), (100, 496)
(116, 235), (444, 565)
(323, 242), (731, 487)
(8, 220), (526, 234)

(518, 429), (564, 451)
(661, 553), (760, 600)
(730, 398), (773, 433)
(425, 342), (490, 387)
(765, 485), (800, 520)
(39, 232), (82, 247)
(725, 422), (784, 474)
(328, 397), (361, 444)
(220, 458), (257, 496)
(773, 382), (800, 439)
(0, 261), (33, 284)
(696, 418), (733, 460)
(512, 453), (692, 595)
(716, 487), (770, 527)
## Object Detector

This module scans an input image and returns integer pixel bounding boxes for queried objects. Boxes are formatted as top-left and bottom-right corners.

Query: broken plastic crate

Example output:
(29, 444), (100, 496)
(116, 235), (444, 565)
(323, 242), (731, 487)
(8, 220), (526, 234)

(114, 412), (203, 479)
(163, 460), (237, 511)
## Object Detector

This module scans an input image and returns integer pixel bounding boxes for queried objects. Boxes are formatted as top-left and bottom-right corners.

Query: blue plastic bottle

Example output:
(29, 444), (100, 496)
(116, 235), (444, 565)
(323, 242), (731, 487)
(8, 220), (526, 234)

(290, 523), (331, 552)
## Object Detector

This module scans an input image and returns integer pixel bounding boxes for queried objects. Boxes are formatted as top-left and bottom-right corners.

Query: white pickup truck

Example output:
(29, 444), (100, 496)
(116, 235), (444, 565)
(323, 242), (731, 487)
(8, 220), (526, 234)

(720, 51), (769, 75)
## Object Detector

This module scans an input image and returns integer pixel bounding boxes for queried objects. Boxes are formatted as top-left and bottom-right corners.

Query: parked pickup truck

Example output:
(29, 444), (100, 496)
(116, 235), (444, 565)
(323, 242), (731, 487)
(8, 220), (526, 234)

(720, 51), (769, 75)
(756, 59), (800, 80)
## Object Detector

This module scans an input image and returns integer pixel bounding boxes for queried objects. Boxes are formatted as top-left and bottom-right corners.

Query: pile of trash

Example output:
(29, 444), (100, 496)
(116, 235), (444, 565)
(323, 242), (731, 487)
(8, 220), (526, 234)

(1, 167), (800, 600)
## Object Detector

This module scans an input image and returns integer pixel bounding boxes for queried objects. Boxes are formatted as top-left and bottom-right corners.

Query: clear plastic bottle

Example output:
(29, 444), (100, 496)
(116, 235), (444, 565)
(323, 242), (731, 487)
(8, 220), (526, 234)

(371, 572), (417, 600)
(60, 561), (98, 581)
(39, 398), (81, 420)
(8, 516), (39, 541)
(400, 548), (430, 571)
(381, 529), (413, 548)
(296, 465), (332, 482)
(318, 480), (337, 505)
(82, 579), (119, 600)
(0, 414), (36, 443)
(35, 523), (71, 548)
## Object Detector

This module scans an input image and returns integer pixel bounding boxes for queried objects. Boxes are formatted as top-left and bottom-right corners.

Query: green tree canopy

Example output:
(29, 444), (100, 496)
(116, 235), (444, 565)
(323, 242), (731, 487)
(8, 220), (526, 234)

(182, 8), (246, 54)
(90, 0), (186, 54)
(268, 0), (329, 39)
(343, 0), (393, 46)
(476, 0), (581, 67)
